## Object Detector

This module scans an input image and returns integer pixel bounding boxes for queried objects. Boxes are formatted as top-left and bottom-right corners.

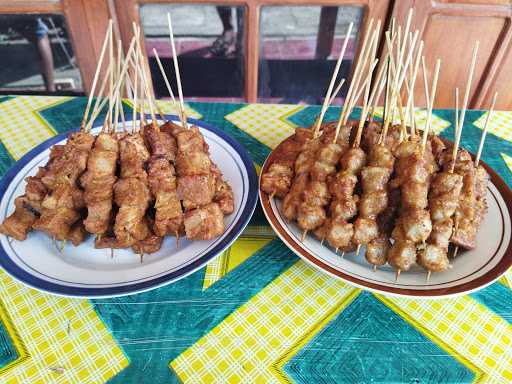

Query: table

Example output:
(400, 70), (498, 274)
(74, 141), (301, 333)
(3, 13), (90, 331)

(0, 96), (511, 384)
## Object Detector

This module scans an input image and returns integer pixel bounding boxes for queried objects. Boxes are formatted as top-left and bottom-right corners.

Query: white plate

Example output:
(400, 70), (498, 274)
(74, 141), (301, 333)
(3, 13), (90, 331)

(260, 135), (512, 298)
(0, 117), (258, 297)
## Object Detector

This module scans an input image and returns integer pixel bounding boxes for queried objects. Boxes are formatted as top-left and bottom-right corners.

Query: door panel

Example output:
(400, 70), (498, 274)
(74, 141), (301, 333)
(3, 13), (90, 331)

(390, 0), (512, 109)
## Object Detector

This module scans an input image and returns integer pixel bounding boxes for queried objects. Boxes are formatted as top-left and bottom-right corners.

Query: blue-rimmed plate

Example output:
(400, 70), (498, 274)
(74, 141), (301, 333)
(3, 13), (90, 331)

(0, 116), (258, 297)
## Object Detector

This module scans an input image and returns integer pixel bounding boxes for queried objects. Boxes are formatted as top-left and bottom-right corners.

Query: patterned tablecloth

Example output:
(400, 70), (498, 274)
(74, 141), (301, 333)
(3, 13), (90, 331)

(0, 95), (511, 384)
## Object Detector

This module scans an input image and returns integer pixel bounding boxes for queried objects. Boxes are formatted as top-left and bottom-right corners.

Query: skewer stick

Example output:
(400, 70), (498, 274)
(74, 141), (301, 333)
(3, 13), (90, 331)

(301, 230), (308, 242)
(368, 60), (389, 122)
(107, 27), (115, 132)
(175, 231), (180, 249)
(453, 246), (459, 258)
(450, 88), (462, 173)
(86, 65), (113, 131)
(341, 251), (345, 258)
(367, 55), (389, 117)
(153, 48), (177, 105)
(113, 41), (123, 133)
(356, 244), (361, 256)
(373, 265), (377, 272)
(327, 78), (346, 106)
(405, 39), (424, 138)
(133, 27), (158, 127)
(395, 269), (401, 282)
(421, 56), (430, 108)
(348, 58), (379, 115)
(381, 30), (420, 143)
(334, 57), (379, 143)
(368, 25), (397, 122)
(341, 19), (378, 126)
(426, 270), (431, 282)
(354, 27), (380, 147)
(81, 20), (112, 130)
(475, 91), (498, 166)
(88, 37), (138, 132)
(421, 58), (441, 153)
(167, 13), (187, 128)
(457, 41), (479, 136)
(313, 22), (354, 137)
(132, 41), (139, 131)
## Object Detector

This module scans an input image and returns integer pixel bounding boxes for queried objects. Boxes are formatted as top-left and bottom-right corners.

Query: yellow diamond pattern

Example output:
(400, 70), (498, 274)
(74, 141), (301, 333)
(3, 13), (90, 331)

(0, 96), (67, 160)
(474, 110), (512, 143)
(0, 271), (128, 383)
(373, 107), (451, 135)
(225, 104), (303, 149)
(378, 295), (512, 383)
(172, 260), (359, 383)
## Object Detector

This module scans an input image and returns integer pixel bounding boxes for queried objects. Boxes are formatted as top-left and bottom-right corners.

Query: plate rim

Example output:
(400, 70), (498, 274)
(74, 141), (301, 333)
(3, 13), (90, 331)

(0, 114), (259, 298)
(259, 133), (512, 298)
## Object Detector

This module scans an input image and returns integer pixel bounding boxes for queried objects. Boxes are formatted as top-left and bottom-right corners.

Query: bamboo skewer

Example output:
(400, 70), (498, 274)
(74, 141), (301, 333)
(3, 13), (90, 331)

(132, 39), (139, 131)
(85, 65), (114, 132)
(340, 20), (378, 126)
(89, 37), (138, 133)
(333, 18), (375, 139)
(380, 29), (419, 143)
(81, 20), (113, 130)
(451, 88), (461, 173)
(113, 41), (123, 133)
(475, 91), (498, 167)
(457, 41), (479, 137)
(404, 40), (424, 139)
(167, 13), (187, 128)
(107, 28), (115, 132)
(313, 22), (354, 137)
(421, 59), (441, 154)
(354, 28), (381, 148)
(327, 78), (346, 106)
(153, 48), (177, 105)
(333, 58), (379, 143)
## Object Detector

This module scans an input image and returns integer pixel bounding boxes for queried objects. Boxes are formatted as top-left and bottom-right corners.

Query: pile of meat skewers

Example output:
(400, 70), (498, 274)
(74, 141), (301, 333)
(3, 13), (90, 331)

(0, 21), (235, 258)
(262, 14), (497, 281)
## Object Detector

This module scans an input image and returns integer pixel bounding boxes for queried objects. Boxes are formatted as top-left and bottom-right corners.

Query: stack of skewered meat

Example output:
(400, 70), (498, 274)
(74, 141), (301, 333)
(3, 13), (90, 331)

(262, 12), (495, 280)
(262, 119), (490, 278)
(0, 21), (235, 258)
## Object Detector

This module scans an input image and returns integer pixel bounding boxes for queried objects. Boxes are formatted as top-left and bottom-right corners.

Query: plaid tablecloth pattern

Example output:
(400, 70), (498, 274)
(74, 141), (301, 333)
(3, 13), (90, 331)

(0, 96), (511, 384)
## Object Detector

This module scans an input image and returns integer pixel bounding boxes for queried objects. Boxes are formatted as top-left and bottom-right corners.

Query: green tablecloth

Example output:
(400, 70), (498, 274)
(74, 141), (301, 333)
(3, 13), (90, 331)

(0, 96), (511, 383)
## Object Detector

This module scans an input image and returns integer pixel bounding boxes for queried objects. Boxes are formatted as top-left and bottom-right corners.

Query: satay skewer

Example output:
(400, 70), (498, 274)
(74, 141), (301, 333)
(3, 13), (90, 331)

(421, 59), (440, 154)
(85, 64), (114, 131)
(475, 91), (498, 167)
(167, 13), (187, 128)
(339, 20), (379, 129)
(327, 79), (346, 106)
(295, 29), (379, 241)
(153, 48), (177, 106)
(312, 22), (354, 137)
(380, 28), (419, 143)
(81, 20), (113, 131)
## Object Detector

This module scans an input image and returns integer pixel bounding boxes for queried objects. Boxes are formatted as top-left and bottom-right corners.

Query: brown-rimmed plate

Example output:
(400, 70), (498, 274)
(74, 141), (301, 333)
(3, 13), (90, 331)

(259, 135), (512, 298)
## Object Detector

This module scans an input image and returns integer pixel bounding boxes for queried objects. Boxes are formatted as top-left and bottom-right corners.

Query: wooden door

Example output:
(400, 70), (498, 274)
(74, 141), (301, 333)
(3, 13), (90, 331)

(0, 0), (112, 94)
(390, 0), (512, 110)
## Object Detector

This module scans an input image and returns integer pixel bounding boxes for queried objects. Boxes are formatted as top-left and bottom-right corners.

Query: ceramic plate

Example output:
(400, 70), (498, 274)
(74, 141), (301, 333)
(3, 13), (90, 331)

(260, 135), (512, 298)
(0, 116), (258, 297)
